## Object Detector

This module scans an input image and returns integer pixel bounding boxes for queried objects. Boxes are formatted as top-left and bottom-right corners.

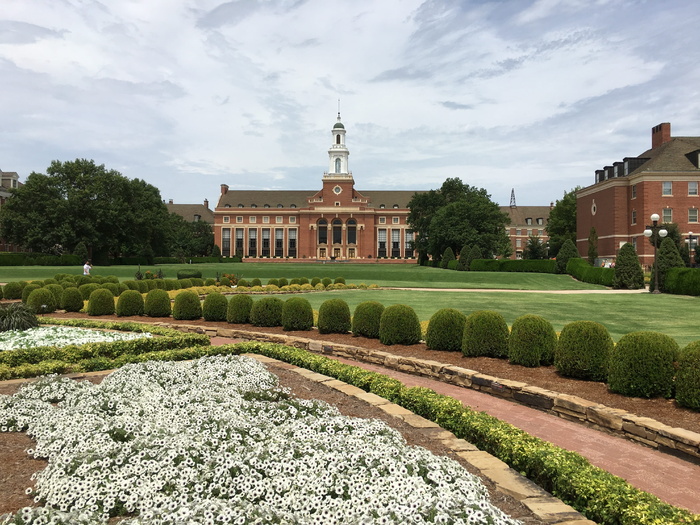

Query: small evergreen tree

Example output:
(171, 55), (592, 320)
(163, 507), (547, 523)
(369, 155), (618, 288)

(555, 239), (579, 274)
(466, 245), (482, 270)
(73, 241), (89, 264)
(456, 245), (470, 271)
(441, 247), (455, 269)
(650, 236), (685, 292)
(523, 235), (547, 260)
(612, 243), (644, 289)
(587, 227), (598, 265)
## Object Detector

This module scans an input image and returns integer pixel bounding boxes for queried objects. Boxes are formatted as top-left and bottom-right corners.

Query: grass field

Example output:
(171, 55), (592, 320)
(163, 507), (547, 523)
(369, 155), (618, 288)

(3, 262), (699, 346)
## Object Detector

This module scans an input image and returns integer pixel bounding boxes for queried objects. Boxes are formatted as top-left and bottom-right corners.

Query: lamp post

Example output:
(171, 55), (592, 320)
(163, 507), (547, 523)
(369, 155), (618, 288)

(688, 232), (696, 268)
(643, 213), (668, 294)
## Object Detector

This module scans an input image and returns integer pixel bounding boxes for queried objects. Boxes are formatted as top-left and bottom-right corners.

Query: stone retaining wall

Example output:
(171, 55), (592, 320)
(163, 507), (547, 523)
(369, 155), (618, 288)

(162, 322), (700, 464)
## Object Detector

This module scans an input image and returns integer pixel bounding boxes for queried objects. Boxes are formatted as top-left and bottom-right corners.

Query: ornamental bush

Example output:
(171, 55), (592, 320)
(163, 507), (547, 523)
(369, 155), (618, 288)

(144, 289), (171, 317)
(267, 278), (280, 287)
(352, 301), (385, 339)
(555, 321), (613, 381)
(21, 284), (41, 304)
(317, 298), (351, 334)
(220, 277), (231, 287)
(202, 292), (228, 322)
(556, 239), (580, 274)
(45, 283), (64, 305)
(191, 278), (204, 287)
(101, 283), (120, 296)
(164, 279), (181, 291)
(124, 280), (140, 291)
(440, 247), (455, 269)
(116, 289), (145, 317)
(426, 308), (466, 352)
(178, 278), (193, 289)
(321, 277), (332, 288)
(508, 315), (557, 367)
(176, 269), (202, 280)
(334, 277), (345, 284)
(2, 281), (22, 300)
(650, 236), (685, 292)
(61, 287), (84, 312)
(282, 297), (314, 331)
(311, 277), (321, 287)
(204, 278), (216, 286)
(612, 243), (644, 289)
(78, 283), (100, 301)
(379, 304), (421, 345)
(87, 288), (115, 316)
(462, 311), (509, 358)
(250, 296), (284, 327)
(227, 294), (253, 324)
(26, 288), (58, 314)
(676, 342), (700, 409)
(172, 290), (202, 320)
(0, 302), (38, 332)
(289, 278), (301, 285)
(608, 331), (678, 398)
(251, 278), (262, 287)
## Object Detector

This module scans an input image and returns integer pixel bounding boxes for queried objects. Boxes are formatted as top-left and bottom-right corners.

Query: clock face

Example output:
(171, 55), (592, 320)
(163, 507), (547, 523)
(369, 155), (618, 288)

(333, 185), (342, 195)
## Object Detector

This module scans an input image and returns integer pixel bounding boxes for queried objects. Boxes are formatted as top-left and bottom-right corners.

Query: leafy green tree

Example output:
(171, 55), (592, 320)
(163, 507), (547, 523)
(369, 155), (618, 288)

(545, 188), (579, 258)
(0, 159), (169, 262)
(441, 247), (455, 269)
(555, 238), (580, 274)
(467, 245), (482, 269)
(612, 243), (644, 290)
(406, 189), (444, 264)
(650, 236), (685, 292)
(587, 227), (598, 265)
(73, 241), (89, 263)
(457, 245), (470, 271)
(523, 235), (547, 260)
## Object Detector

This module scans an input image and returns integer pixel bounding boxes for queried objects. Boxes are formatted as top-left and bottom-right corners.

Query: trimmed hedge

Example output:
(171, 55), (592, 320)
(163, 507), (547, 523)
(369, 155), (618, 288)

(144, 289), (171, 318)
(676, 342), (700, 409)
(608, 331), (678, 398)
(26, 288), (58, 314)
(555, 321), (612, 381)
(172, 290), (202, 321)
(250, 296), (284, 327)
(21, 284), (41, 304)
(202, 292), (228, 322)
(2, 281), (23, 300)
(87, 288), (115, 316)
(351, 301), (385, 339)
(567, 258), (615, 286)
(281, 297), (314, 331)
(508, 315), (557, 367)
(664, 267), (700, 296)
(116, 290), (145, 317)
(379, 304), (421, 345)
(317, 299), (351, 334)
(425, 308), (466, 352)
(462, 310), (508, 358)
(61, 287), (85, 312)
(227, 294), (253, 324)
(177, 270), (202, 280)
(469, 259), (557, 273)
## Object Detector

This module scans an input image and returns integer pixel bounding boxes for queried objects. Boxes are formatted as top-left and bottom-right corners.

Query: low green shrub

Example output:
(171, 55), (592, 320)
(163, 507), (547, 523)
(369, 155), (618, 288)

(78, 283), (100, 301)
(164, 279), (181, 291)
(317, 298), (351, 334)
(555, 321), (613, 381)
(426, 308), (466, 352)
(462, 311), (509, 358)
(191, 278), (204, 287)
(2, 281), (22, 300)
(176, 269), (202, 280)
(145, 280), (158, 290)
(21, 284), (41, 304)
(87, 288), (115, 316)
(0, 302), (39, 332)
(220, 277), (231, 287)
(45, 284), (64, 305)
(289, 278), (301, 285)
(379, 304), (421, 345)
(124, 280), (140, 291)
(298, 277), (309, 285)
(204, 278), (216, 286)
(178, 278), (193, 289)
(144, 289), (171, 318)
(251, 278), (262, 287)
(334, 277), (345, 284)
(311, 277), (321, 287)
(202, 292), (228, 322)
(282, 297), (314, 331)
(26, 288), (58, 314)
(508, 315), (557, 367)
(267, 278), (280, 287)
(608, 331), (678, 398)
(61, 287), (84, 312)
(352, 301), (385, 339)
(116, 290), (145, 317)
(101, 283), (120, 296)
(227, 294), (253, 324)
(321, 277), (332, 288)
(172, 290), (202, 320)
(250, 296), (284, 327)
(237, 279), (250, 287)
(676, 342), (700, 409)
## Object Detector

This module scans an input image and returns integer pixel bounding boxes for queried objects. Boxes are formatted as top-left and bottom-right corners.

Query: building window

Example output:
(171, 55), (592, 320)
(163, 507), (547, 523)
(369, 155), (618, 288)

(251, 204), (258, 208)
(632, 210), (636, 225)
(347, 219), (357, 244)
(332, 219), (342, 244)
(393, 204), (399, 209)
(378, 229), (387, 257)
(290, 204), (297, 208)
(263, 204), (270, 209)
(516, 229), (521, 236)
(335, 202), (340, 206)
(405, 230), (414, 258)
(318, 219), (328, 244)
(516, 239), (522, 248)
(631, 185), (637, 199)
(525, 218), (532, 225)
(391, 229), (400, 257)
(248, 228), (257, 257)
(379, 217), (386, 224)
(237, 204), (244, 208)
(223, 216), (230, 223)
(538, 229), (543, 236)
(662, 208), (673, 223)
(222, 228), (231, 257)
(379, 204), (385, 209)
(249, 217), (256, 223)
(277, 204), (283, 208)
(289, 216), (296, 223)
(288, 229), (297, 257)
(236, 216), (243, 223)
(263, 216), (270, 223)
(536, 218), (543, 225)
(235, 229), (244, 256)
(527, 229), (532, 236)
(261, 228), (270, 257)
(392, 217), (399, 224)
(275, 228), (284, 257)
(276, 216), (283, 223)
(662, 181), (672, 196)
(690, 209), (699, 223)
(690, 182), (699, 196)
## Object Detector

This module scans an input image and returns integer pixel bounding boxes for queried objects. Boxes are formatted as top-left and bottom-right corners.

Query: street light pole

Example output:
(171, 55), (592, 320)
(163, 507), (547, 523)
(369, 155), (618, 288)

(643, 213), (668, 294)
(688, 231), (696, 268)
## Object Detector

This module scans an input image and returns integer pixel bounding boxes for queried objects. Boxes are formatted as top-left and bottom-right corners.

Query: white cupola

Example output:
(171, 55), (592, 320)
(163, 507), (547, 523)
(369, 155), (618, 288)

(326, 112), (350, 177)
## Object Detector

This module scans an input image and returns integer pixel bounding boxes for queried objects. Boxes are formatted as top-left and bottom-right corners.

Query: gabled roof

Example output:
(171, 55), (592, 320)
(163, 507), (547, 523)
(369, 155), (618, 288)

(216, 189), (419, 210)
(631, 137), (700, 175)
(502, 206), (551, 227)
(166, 203), (214, 224)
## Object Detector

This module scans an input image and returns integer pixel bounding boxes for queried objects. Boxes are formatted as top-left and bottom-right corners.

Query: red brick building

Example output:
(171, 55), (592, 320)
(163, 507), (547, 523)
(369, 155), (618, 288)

(577, 123), (700, 267)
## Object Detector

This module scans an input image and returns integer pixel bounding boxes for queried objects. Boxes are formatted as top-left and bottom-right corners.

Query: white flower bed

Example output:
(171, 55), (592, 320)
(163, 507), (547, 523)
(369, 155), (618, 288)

(0, 355), (520, 525)
(0, 326), (152, 351)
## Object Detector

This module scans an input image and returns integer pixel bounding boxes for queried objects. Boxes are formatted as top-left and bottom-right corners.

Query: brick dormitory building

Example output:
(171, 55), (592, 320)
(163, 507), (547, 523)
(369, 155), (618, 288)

(577, 123), (700, 268)
(212, 114), (552, 262)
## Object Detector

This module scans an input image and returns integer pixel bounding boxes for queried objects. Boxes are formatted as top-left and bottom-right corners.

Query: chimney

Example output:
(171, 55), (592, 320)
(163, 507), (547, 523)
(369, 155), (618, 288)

(168, 199), (173, 204)
(220, 184), (229, 195)
(204, 198), (209, 209)
(651, 123), (671, 149)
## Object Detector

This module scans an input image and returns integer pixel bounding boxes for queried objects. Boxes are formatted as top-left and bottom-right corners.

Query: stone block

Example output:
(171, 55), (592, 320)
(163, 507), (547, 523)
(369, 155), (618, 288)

(658, 427), (700, 448)
(441, 438), (478, 452)
(378, 403), (414, 417)
(456, 450), (509, 471)
(586, 405), (625, 431)
(401, 414), (441, 428)
(471, 373), (501, 388)
(483, 468), (546, 501)
(308, 341), (323, 352)
(355, 391), (390, 406)
(513, 387), (555, 410)
(293, 369), (332, 383)
(521, 497), (587, 523)
(554, 394), (598, 414)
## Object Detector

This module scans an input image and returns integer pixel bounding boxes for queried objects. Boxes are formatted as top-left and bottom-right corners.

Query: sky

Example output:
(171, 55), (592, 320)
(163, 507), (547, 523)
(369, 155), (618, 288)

(1, 0), (700, 208)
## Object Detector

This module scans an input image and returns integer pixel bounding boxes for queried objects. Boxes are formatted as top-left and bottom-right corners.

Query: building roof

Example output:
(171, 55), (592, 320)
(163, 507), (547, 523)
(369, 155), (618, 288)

(631, 137), (700, 174)
(502, 206), (551, 227)
(216, 189), (419, 209)
(166, 203), (214, 223)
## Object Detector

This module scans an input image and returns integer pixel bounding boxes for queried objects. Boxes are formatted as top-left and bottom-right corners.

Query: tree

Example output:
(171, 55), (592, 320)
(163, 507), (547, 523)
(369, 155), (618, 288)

(406, 189), (444, 264)
(441, 247), (455, 269)
(523, 235), (547, 260)
(612, 243), (644, 290)
(650, 237), (685, 292)
(0, 159), (169, 262)
(555, 239), (580, 274)
(457, 245), (470, 271)
(587, 227), (598, 265)
(546, 187), (579, 259)
(467, 244), (482, 268)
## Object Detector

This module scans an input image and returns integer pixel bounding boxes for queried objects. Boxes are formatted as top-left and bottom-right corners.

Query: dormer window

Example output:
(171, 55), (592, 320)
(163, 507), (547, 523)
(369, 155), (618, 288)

(536, 218), (543, 225)
(277, 204), (283, 208)
(379, 204), (386, 209)
(251, 204), (258, 208)
(525, 218), (532, 225)
(290, 204), (297, 208)
(237, 204), (243, 208)
(194, 214), (201, 222)
(393, 204), (399, 209)
(224, 204), (232, 208)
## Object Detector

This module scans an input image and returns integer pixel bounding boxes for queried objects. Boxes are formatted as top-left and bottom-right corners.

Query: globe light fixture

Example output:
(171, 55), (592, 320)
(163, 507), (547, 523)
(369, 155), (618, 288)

(643, 213), (668, 294)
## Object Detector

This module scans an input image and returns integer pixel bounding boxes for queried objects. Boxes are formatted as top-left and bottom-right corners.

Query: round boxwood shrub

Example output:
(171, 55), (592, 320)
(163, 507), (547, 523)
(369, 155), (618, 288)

(43, 278), (58, 286)
(2, 282), (23, 300)
(220, 276), (231, 287)
(282, 297), (313, 331)
(317, 298), (351, 334)
(124, 280), (140, 291)
(61, 287), (85, 312)
(608, 331), (678, 398)
(204, 278), (216, 286)
(267, 278), (280, 287)
(145, 280), (158, 290)
(298, 277), (309, 285)
(26, 288), (58, 314)
(136, 281), (148, 293)
(21, 284), (41, 304)
(289, 278), (301, 286)
(164, 279), (180, 290)
(154, 279), (167, 289)
(426, 308), (466, 352)
(277, 278), (288, 287)
(202, 292), (228, 322)
(78, 283), (100, 301)
(311, 277), (321, 287)
(87, 288), (115, 316)
(352, 301), (385, 339)
(144, 289), (171, 318)
(555, 321), (613, 381)
(379, 304), (421, 345)
(321, 277), (332, 288)
(334, 277), (345, 284)
(60, 280), (77, 289)
(191, 278), (204, 287)
(251, 278), (262, 287)
(227, 294), (253, 324)
(508, 314), (557, 367)
(237, 279), (250, 287)
(45, 284), (64, 306)
(118, 283), (129, 295)
(116, 289), (145, 317)
(172, 290), (202, 321)
(462, 311), (509, 358)
(178, 279), (193, 290)
(676, 342), (700, 409)
(250, 296), (284, 327)
(101, 283), (120, 296)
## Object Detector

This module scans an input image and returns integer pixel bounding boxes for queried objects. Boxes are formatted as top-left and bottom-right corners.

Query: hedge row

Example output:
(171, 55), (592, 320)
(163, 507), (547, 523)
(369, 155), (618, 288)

(665, 267), (700, 296)
(468, 259), (557, 273)
(566, 258), (615, 286)
(0, 253), (82, 266)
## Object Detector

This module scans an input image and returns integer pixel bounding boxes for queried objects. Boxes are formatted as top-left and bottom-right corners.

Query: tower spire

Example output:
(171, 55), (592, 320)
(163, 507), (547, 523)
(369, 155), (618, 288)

(510, 188), (517, 208)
